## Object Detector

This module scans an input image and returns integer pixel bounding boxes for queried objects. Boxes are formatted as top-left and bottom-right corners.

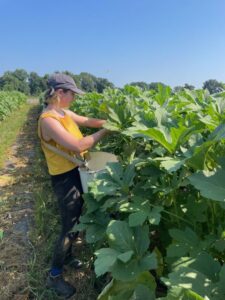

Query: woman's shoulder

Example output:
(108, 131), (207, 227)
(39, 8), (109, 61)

(40, 109), (65, 120)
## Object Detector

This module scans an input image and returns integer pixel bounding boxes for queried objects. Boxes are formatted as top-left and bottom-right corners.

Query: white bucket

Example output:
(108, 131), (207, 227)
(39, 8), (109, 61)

(78, 151), (118, 193)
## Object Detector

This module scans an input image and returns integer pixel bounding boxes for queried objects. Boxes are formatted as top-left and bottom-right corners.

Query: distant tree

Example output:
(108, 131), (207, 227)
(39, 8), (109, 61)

(0, 69), (30, 94)
(126, 81), (167, 91)
(184, 83), (195, 90)
(173, 86), (183, 93)
(13, 69), (30, 94)
(29, 72), (46, 95)
(148, 82), (167, 92)
(96, 77), (114, 93)
(203, 79), (224, 94)
(0, 71), (20, 91)
(78, 72), (97, 92)
(174, 83), (195, 93)
(13, 69), (28, 82)
(0, 69), (114, 95)
(45, 70), (114, 93)
(41, 74), (49, 91)
(129, 82), (149, 90)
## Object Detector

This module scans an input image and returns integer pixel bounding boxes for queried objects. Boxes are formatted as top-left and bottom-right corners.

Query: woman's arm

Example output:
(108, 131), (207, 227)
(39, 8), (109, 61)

(41, 117), (109, 153)
(66, 110), (106, 128)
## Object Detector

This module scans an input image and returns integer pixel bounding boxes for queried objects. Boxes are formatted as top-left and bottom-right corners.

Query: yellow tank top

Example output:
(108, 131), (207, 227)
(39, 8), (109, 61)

(38, 111), (85, 175)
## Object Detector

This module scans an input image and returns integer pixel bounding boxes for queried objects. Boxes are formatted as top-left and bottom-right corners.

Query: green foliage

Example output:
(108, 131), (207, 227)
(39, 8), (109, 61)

(0, 91), (27, 121)
(161, 252), (225, 299)
(203, 79), (224, 94)
(0, 69), (30, 94)
(29, 72), (48, 96)
(189, 160), (225, 202)
(0, 69), (114, 96)
(71, 86), (225, 298)
(95, 221), (157, 281)
(97, 272), (156, 300)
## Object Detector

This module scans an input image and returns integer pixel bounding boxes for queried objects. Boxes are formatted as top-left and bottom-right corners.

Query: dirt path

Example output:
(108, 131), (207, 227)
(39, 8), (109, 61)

(0, 104), (39, 299)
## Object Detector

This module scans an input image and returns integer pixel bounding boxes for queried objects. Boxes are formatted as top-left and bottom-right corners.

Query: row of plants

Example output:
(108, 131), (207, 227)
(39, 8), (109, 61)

(0, 91), (27, 121)
(71, 86), (225, 299)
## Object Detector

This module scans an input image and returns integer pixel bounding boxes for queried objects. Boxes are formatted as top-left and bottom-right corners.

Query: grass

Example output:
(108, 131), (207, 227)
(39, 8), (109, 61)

(28, 145), (98, 300)
(0, 103), (31, 168)
(27, 146), (61, 299)
(0, 104), (42, 299)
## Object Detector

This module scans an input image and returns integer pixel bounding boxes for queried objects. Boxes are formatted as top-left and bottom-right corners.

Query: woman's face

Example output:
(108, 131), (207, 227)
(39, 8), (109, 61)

(58, 90), (76, 108)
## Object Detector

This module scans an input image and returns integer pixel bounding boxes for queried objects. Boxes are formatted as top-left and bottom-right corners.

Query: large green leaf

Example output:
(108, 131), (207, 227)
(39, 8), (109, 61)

(83, 193), (100, 214)
(137, 124), (200, 154)
(120, 196), (163, 227)
(106, 162), (124, 185)
(185, 141), (213, 170)
(133, 226), (151, 256)
(123, 163), (136, 186)
(167, 227), (200, 257)
(158, 286), (205, 300)
(107, 220), (136, 252)
(89, 173), (119, 200)
(171, 252), (220, 282)
(137, 128), (174, 153)
(188, 162), (225, 202)
(94, 248), (119, 277)
(110, 253), (157, 281)
(106, 221), (151, 257)
(157, 157), (186, 173)
(77, 211), (110, 243)
(148, 206), (163, 225)
(86, 224), (106, 243)
(208, 123), (225, 141)
(118, 250), (134, 263)
(163, 253), (224, 299)
(94, 221), (157, 281)
(89, 162), (136, 200)
(131, 284), (155, 300)
(154, 84), (172, 105)
(129, 211), (148, 227)
(217, 264), (225, 296)
(97, 272), (156, 300)
(162, 267), (212, 297)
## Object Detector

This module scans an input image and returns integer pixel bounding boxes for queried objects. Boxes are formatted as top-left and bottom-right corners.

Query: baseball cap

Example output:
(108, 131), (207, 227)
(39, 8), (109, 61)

(48, 73), (85, 95)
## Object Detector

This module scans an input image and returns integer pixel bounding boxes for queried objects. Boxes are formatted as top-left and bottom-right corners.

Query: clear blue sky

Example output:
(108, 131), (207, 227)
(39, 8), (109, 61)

(0, 0), (225, 88)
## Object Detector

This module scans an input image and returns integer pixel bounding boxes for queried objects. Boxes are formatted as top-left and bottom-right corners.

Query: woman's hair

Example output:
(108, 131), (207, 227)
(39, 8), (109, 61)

(44, 88), (70, 106)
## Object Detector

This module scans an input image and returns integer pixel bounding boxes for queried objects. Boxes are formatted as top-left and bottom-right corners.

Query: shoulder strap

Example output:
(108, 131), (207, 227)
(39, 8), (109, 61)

(42, 141), (86, 167)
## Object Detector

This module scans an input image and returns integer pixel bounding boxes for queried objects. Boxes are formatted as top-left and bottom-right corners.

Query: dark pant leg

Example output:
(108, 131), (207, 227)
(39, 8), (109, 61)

(50, 167), (84, 269)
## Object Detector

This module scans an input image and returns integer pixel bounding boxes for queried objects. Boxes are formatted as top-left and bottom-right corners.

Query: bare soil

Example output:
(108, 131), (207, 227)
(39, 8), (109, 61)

(0, 104), (38, 299)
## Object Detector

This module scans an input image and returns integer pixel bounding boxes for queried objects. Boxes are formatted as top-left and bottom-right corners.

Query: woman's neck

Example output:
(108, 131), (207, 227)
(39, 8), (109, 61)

(44, 105), (65, 116)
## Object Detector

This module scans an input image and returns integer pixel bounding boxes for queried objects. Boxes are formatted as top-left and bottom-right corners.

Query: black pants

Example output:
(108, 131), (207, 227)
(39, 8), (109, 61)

(50, 167), (84, 269)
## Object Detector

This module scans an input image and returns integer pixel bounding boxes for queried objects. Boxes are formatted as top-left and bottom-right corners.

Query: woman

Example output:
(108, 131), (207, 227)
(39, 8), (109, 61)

(38, 73), (110, 298)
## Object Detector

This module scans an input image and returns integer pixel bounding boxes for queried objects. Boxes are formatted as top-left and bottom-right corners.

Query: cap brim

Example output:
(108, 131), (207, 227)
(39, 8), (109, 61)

(75, 88), (85, 95)
(71, 87), (85, 95)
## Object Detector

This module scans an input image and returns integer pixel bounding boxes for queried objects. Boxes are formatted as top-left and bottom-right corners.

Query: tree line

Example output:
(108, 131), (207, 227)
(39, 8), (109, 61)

(0, 69), (224, 95)
(129, 81), (225, 94)
(0, 69), (114, 96)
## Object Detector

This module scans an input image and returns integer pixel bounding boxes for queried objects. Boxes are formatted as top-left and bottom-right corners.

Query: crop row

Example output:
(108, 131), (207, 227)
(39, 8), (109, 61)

(0, 91), (27, 121)
(71, 86), (225, 299)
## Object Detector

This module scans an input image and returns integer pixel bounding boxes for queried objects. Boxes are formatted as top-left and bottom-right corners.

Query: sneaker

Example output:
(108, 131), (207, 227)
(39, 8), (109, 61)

(64, 256), (83, 269)
(46, 273), (76, 299)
